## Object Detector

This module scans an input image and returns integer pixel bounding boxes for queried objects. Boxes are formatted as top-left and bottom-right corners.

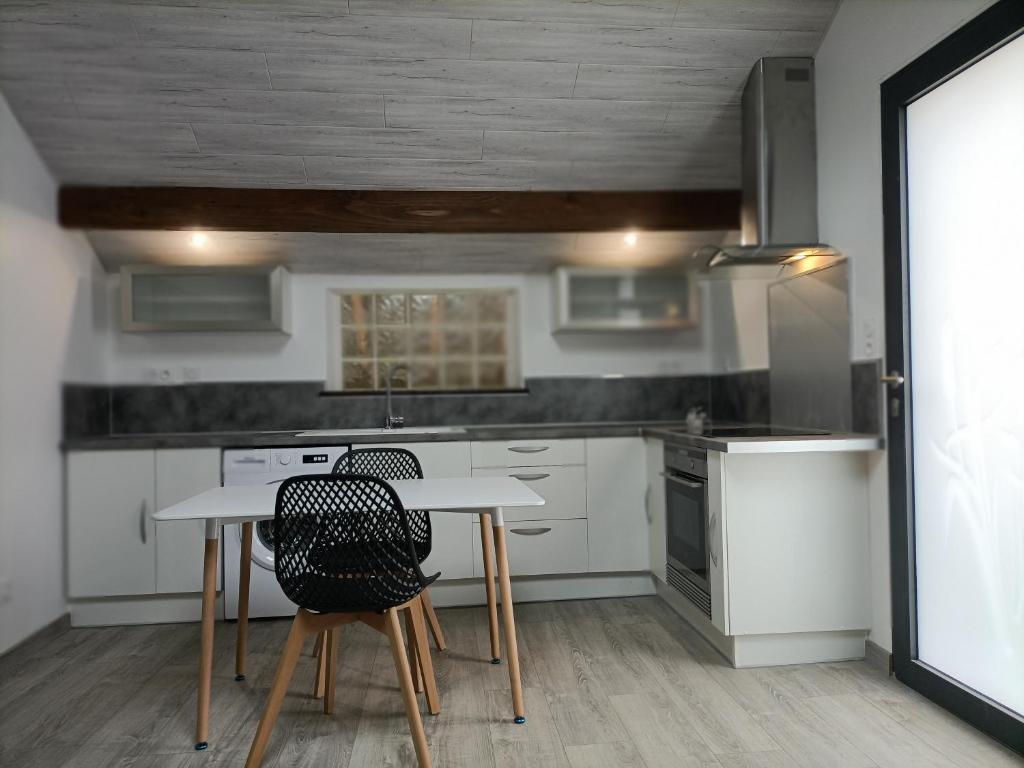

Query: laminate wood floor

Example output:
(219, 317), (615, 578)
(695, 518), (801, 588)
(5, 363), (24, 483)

(0, 597), (1019, 768)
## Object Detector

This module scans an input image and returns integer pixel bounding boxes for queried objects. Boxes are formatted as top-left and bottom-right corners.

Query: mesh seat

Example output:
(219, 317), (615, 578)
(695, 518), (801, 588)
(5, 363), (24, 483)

(333, 447), (431, 562)
(275, 474), (436, 614)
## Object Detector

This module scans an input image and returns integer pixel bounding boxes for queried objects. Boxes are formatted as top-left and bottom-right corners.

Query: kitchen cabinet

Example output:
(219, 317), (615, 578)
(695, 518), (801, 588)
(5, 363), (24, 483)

(155, 449), (221, 594)
(68, 448), (222, 599)
(554, 266), (698, 331)
(472, 519), (589, 577)
(471, 438), (585, 468)
(354, 441), (474, 580)
(644, 437), (667, 582)
(586, 437), (648, 572)
(120, 265), (290, 333)
(471, 465), (586, 522)
(68, 450), (156, 598)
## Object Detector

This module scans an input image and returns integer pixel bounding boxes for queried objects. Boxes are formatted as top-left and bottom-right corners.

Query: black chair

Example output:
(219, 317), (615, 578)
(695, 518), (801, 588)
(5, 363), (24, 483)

(245, 474), (439, 768)
(331, 447), (447, 651)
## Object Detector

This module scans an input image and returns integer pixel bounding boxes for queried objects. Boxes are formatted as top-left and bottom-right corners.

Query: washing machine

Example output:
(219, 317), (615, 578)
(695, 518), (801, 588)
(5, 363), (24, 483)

(223, 445), (351, 619)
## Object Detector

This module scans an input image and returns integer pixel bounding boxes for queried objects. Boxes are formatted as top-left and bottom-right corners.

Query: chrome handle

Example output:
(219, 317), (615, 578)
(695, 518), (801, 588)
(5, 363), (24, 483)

(880, 371), (905, 388)
(510, 527), (552, 536)
(660, 471), (703, 490)
(708, 512), (719, 567)
(509, 472), (550, 481)
(507, 445), (550, 454)
(140, 499), (148, 544)
(644, 484), (652, 522)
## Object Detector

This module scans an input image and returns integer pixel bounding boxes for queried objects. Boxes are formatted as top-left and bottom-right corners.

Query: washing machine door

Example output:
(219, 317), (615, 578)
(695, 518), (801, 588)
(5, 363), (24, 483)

(248, 520), (277, 571)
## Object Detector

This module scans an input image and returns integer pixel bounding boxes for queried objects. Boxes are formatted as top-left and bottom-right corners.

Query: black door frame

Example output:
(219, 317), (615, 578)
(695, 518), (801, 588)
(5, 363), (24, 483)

(881, 0), (1024, 753)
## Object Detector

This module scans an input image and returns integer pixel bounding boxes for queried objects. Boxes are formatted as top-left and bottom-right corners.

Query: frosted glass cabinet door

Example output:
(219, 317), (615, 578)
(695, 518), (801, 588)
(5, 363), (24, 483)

(906, 33), (1024, 717)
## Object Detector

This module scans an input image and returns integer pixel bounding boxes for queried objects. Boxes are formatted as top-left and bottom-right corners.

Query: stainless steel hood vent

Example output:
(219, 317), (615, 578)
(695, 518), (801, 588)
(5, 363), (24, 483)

(696, 57), (838, 268)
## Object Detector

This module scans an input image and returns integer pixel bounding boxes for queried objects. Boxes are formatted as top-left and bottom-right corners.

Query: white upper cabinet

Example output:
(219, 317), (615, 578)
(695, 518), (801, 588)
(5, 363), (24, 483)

(554, 267), (698, 332)
(121, 265), (291, 333)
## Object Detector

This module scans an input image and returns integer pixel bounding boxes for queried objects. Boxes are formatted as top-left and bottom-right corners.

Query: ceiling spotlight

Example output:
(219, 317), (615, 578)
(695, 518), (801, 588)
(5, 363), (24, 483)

(623, 231), (638, 247)
(189, 232), (208, 249)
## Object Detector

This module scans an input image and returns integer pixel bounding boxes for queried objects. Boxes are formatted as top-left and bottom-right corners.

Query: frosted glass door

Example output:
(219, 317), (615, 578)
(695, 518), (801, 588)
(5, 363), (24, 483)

(905, 33), (1024, 716)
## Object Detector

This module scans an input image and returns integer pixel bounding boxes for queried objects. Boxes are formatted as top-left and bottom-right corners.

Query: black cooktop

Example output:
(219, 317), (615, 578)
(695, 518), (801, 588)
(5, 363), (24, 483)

(679, 425), (831, 438)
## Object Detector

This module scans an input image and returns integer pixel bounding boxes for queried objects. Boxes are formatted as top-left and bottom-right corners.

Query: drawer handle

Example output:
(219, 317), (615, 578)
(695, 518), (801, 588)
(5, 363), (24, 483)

(510, 527), (552, 536)
(139, 499), (148, 544)
(509, 472), (550, 482)
(507, 446), (550, 454)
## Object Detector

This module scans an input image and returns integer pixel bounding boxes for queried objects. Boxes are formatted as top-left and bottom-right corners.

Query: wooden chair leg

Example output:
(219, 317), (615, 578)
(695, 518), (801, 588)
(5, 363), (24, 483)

(313, 631), (328, 699)
(323, 628), (339, 715)
(312, 631), (323, 658)
(410, 596), (441, 715)
(405, 608), (423, 694)
(420, 589), (447, 651)
(383, 608), (433, 768)
(245, 611), (310, 768)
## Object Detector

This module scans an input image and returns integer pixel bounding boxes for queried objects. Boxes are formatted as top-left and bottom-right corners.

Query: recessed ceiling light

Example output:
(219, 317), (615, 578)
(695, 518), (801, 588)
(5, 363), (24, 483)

(189, 232), (208, 249)
(623, 231), (638, 247)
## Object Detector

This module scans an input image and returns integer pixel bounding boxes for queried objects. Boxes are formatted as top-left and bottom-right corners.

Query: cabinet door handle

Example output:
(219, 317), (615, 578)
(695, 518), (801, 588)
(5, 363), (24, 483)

(660, 471), (704, 490)
(507, 445), (549, 454)
(708, 512), (719, 567)
(509, 472), (550, 482)
(510, 527), (552, 536)
(140, 499), (148, 544)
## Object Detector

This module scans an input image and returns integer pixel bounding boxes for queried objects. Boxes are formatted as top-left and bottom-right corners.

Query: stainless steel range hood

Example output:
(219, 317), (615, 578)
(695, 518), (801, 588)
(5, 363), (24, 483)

(696, 57), (838, 268)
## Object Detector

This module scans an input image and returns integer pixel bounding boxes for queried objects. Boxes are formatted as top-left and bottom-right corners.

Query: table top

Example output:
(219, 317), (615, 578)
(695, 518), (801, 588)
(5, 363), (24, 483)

(154, 476), (545, 523)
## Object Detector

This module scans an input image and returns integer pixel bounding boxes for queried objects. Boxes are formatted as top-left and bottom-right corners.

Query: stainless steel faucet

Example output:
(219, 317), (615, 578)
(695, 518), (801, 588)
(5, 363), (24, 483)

(384, 363), (408, 430)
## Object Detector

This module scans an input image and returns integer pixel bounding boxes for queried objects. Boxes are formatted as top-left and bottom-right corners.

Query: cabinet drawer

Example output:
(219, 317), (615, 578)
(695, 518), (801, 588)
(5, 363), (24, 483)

(471, 439), (585, 468)
(472, 465), (585, 522)
(473, 519), (588, 577)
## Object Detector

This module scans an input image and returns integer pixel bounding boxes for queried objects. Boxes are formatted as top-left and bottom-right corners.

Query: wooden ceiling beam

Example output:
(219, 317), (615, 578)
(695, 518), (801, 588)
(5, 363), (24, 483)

(58, 187), (740, 233)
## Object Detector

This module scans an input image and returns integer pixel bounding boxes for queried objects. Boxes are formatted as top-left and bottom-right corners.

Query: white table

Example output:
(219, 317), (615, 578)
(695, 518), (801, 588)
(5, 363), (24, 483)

(154, 476), (545, 750)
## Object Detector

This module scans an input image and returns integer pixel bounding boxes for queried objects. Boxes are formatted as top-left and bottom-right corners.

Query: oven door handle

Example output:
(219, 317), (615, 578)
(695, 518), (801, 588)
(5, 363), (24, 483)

(659, 471), (704, 490)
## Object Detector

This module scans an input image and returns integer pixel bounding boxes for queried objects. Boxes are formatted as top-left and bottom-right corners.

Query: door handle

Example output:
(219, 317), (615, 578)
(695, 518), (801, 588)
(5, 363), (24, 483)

(140, 499), (148, 544)
(880, 371), (905, 388)
(660, 471), (704, 490)
(509, 472), (550, 481)
(507, 445), (549, 454)
(708, 512), (719, 567)
(509, 527), (552, 536)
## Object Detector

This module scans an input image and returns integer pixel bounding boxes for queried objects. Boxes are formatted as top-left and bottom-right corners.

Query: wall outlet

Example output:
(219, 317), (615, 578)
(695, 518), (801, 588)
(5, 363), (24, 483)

(145, 367), (180, 385)
(0, 577), (11, 605)
(182, 366), (201, 383)
(862, 318), (878, 358)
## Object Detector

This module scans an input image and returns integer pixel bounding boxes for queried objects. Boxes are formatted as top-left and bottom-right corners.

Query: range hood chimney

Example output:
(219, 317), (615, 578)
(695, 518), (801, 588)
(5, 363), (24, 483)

(696, 57), (838, 268)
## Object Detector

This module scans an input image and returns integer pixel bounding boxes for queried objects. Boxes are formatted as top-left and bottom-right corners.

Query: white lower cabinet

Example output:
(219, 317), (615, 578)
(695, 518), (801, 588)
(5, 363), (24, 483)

(472, 519), (589, 577)
(68, 450), (157, 598)
(155, 449), (221, 594)
(354, 441), (475, 581)
(68, 448), (221, 599)
(471, 465), (585, 522)
(586, 437), (648, 572)
(644, 438), (667, 582)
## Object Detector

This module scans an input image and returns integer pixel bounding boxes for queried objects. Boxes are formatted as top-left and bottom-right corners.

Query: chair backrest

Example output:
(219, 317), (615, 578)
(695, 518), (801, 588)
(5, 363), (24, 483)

(333, 447), (431, 560)
(274, 474), (427, 613)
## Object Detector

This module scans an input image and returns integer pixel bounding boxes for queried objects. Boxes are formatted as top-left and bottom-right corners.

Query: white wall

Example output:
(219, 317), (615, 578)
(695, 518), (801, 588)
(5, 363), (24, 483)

(105, 272), (735, 383)
(0, 95), (109, 654)
(815, 0), (995, 651)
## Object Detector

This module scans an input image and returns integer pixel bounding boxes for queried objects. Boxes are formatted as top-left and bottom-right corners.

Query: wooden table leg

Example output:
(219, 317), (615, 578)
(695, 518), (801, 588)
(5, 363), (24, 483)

(235, 521), (253, 682)
(478, 513), (501, 664)
(195, 519), (219, 750)
(491, 511), (526, 724)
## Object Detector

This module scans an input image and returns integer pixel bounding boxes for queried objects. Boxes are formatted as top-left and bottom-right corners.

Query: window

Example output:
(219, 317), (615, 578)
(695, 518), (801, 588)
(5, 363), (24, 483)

(328, 289), (520, 391)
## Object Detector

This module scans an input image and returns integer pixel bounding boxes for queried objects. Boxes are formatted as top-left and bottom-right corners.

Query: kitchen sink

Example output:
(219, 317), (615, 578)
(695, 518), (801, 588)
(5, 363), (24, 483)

(295, 426), (466, 438)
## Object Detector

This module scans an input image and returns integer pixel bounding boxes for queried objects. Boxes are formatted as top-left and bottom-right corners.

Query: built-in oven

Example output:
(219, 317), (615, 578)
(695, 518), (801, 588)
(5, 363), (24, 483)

(663, 443), (712, 619)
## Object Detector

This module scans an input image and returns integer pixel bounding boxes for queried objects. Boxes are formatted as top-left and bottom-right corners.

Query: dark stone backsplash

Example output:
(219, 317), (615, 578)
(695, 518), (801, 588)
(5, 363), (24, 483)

(64, 362), (882, 439)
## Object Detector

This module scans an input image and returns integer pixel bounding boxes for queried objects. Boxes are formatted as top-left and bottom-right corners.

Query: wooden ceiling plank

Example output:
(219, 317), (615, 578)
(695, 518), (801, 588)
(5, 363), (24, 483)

(59, 188), (740, 234)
